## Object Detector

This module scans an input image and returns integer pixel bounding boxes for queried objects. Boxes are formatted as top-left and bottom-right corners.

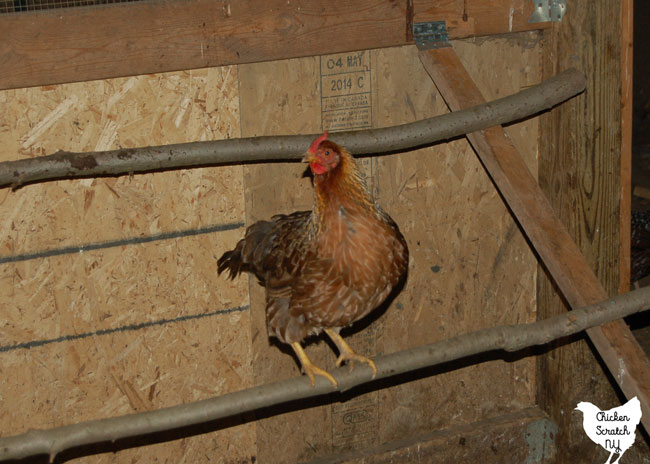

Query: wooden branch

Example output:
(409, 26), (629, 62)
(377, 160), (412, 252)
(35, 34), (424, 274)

(0, 68), (586, 189)
(1, 285), (648, 462)
(418, 46), (650, 433)
(0, 0), (550, 91)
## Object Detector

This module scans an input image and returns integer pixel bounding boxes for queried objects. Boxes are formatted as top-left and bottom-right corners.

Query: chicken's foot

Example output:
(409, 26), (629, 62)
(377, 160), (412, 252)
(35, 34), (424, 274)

(324, 328), (378, 378)
(291, 342), (338, 388)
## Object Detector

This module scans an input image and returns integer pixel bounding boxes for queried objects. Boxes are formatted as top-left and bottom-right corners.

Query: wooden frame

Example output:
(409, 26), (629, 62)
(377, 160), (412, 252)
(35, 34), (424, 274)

(0, 0), (548, 90)
(0, 0), (642, 460)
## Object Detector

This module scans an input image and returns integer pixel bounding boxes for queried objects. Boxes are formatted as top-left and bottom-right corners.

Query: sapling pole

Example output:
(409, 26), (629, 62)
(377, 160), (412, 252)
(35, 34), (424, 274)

(0, 69), (586, 188)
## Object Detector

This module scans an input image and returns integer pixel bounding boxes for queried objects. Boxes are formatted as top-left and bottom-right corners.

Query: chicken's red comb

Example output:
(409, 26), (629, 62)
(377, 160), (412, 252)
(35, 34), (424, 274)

(308, 132), (328, 153)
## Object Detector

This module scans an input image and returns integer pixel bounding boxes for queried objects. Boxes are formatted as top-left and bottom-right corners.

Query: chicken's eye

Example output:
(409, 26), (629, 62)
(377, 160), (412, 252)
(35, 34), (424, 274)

(324, 150), (330, 157)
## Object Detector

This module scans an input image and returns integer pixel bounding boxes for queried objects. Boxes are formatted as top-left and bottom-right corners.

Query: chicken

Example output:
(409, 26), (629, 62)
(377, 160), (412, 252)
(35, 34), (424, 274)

(574, 396), (642, 464)
(218, 132), (408, 387)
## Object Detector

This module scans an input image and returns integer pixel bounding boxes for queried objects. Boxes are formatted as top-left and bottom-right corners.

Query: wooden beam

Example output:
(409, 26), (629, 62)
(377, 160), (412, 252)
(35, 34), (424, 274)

(536, 2), (643, 459)
(414, 0), (545, 39)
(620, 0), (633, 293)
(417, 47), (650, 434)
(0, 0), (549, 91)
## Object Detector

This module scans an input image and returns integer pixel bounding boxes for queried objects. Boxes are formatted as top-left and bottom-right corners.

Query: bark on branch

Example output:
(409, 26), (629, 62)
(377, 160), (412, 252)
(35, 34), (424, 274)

(1, 285), (648, 462)
(1, 68), (586, 188)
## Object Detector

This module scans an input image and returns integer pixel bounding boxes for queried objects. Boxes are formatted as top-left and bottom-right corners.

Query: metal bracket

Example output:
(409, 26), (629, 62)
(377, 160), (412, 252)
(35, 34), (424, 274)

(413, 21), (451, 50)
(529, 0), (567, 23)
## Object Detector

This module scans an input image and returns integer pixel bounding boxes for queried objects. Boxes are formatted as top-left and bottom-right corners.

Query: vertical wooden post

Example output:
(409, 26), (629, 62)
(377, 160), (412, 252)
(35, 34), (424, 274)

(537, 1), (642, 460)
(620, 0), (633, 293)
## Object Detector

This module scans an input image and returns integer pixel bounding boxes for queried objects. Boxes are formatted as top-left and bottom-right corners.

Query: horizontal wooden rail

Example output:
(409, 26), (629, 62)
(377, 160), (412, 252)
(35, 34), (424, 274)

(0, 0), (549, 90)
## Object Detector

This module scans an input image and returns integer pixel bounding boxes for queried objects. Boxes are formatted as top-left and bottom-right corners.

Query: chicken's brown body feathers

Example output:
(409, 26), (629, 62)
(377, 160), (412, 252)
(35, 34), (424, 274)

(218, 141), (408, 347)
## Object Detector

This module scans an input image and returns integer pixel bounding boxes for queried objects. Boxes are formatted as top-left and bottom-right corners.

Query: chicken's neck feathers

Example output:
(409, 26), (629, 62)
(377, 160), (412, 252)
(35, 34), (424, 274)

(311, 149), (376, 234)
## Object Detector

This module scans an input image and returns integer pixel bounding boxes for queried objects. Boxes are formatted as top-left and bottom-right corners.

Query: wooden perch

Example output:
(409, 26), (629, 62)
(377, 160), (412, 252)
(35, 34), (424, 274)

(0, 68), (586, 189)
(418, 46), (650, 433)
(1, 285), (648, 462)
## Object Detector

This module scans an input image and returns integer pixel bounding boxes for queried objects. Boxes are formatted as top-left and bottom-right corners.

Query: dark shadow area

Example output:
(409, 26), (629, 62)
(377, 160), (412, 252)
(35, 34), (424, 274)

(630, 0), (650, 391)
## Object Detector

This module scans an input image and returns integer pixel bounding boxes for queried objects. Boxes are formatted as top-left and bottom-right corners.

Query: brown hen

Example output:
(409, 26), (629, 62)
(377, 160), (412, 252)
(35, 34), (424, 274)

(218, 132), (408, 387)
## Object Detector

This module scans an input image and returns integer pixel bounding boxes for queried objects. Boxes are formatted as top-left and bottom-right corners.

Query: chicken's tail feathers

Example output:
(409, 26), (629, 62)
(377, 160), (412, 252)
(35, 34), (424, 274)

(217, 248), (243, 279)
(217, 219), (276, 281)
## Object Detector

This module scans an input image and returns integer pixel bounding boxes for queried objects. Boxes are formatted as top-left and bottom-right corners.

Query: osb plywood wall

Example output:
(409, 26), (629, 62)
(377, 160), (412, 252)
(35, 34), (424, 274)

(0, 69), (255, 462)
(0, 33), (541, 462)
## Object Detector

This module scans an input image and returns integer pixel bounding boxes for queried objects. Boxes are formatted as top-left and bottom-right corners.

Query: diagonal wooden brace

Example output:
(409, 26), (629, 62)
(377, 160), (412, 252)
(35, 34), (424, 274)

(418, 46), (650, 433)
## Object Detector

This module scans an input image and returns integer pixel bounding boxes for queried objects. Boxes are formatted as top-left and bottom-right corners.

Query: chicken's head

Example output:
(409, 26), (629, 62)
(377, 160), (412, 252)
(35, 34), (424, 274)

(303, 132), (341, 175)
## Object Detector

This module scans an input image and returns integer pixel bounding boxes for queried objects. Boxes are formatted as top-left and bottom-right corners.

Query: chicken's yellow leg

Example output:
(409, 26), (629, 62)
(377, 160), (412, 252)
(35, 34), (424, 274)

(324, 328), (378, 378)
(291, 342), (338, 387)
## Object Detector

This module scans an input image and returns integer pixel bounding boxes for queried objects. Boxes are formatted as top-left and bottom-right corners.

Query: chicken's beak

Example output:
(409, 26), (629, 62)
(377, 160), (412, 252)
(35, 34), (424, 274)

(302, 151), (317, 164)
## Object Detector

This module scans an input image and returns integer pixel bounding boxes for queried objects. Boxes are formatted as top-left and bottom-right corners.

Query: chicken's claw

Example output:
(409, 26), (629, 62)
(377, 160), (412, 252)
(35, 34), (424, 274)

(291, 342), (338, 388)
(335, 352), (378, 377)
(324, 328), (378, 379)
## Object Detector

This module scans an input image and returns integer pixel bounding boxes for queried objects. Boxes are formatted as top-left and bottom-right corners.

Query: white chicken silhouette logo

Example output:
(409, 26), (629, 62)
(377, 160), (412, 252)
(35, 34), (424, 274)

(575, 396), (642, 464)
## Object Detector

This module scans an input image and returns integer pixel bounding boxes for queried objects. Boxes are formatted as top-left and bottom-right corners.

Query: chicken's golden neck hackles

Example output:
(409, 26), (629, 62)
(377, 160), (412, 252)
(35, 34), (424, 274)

(218, 132), (409, 387)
